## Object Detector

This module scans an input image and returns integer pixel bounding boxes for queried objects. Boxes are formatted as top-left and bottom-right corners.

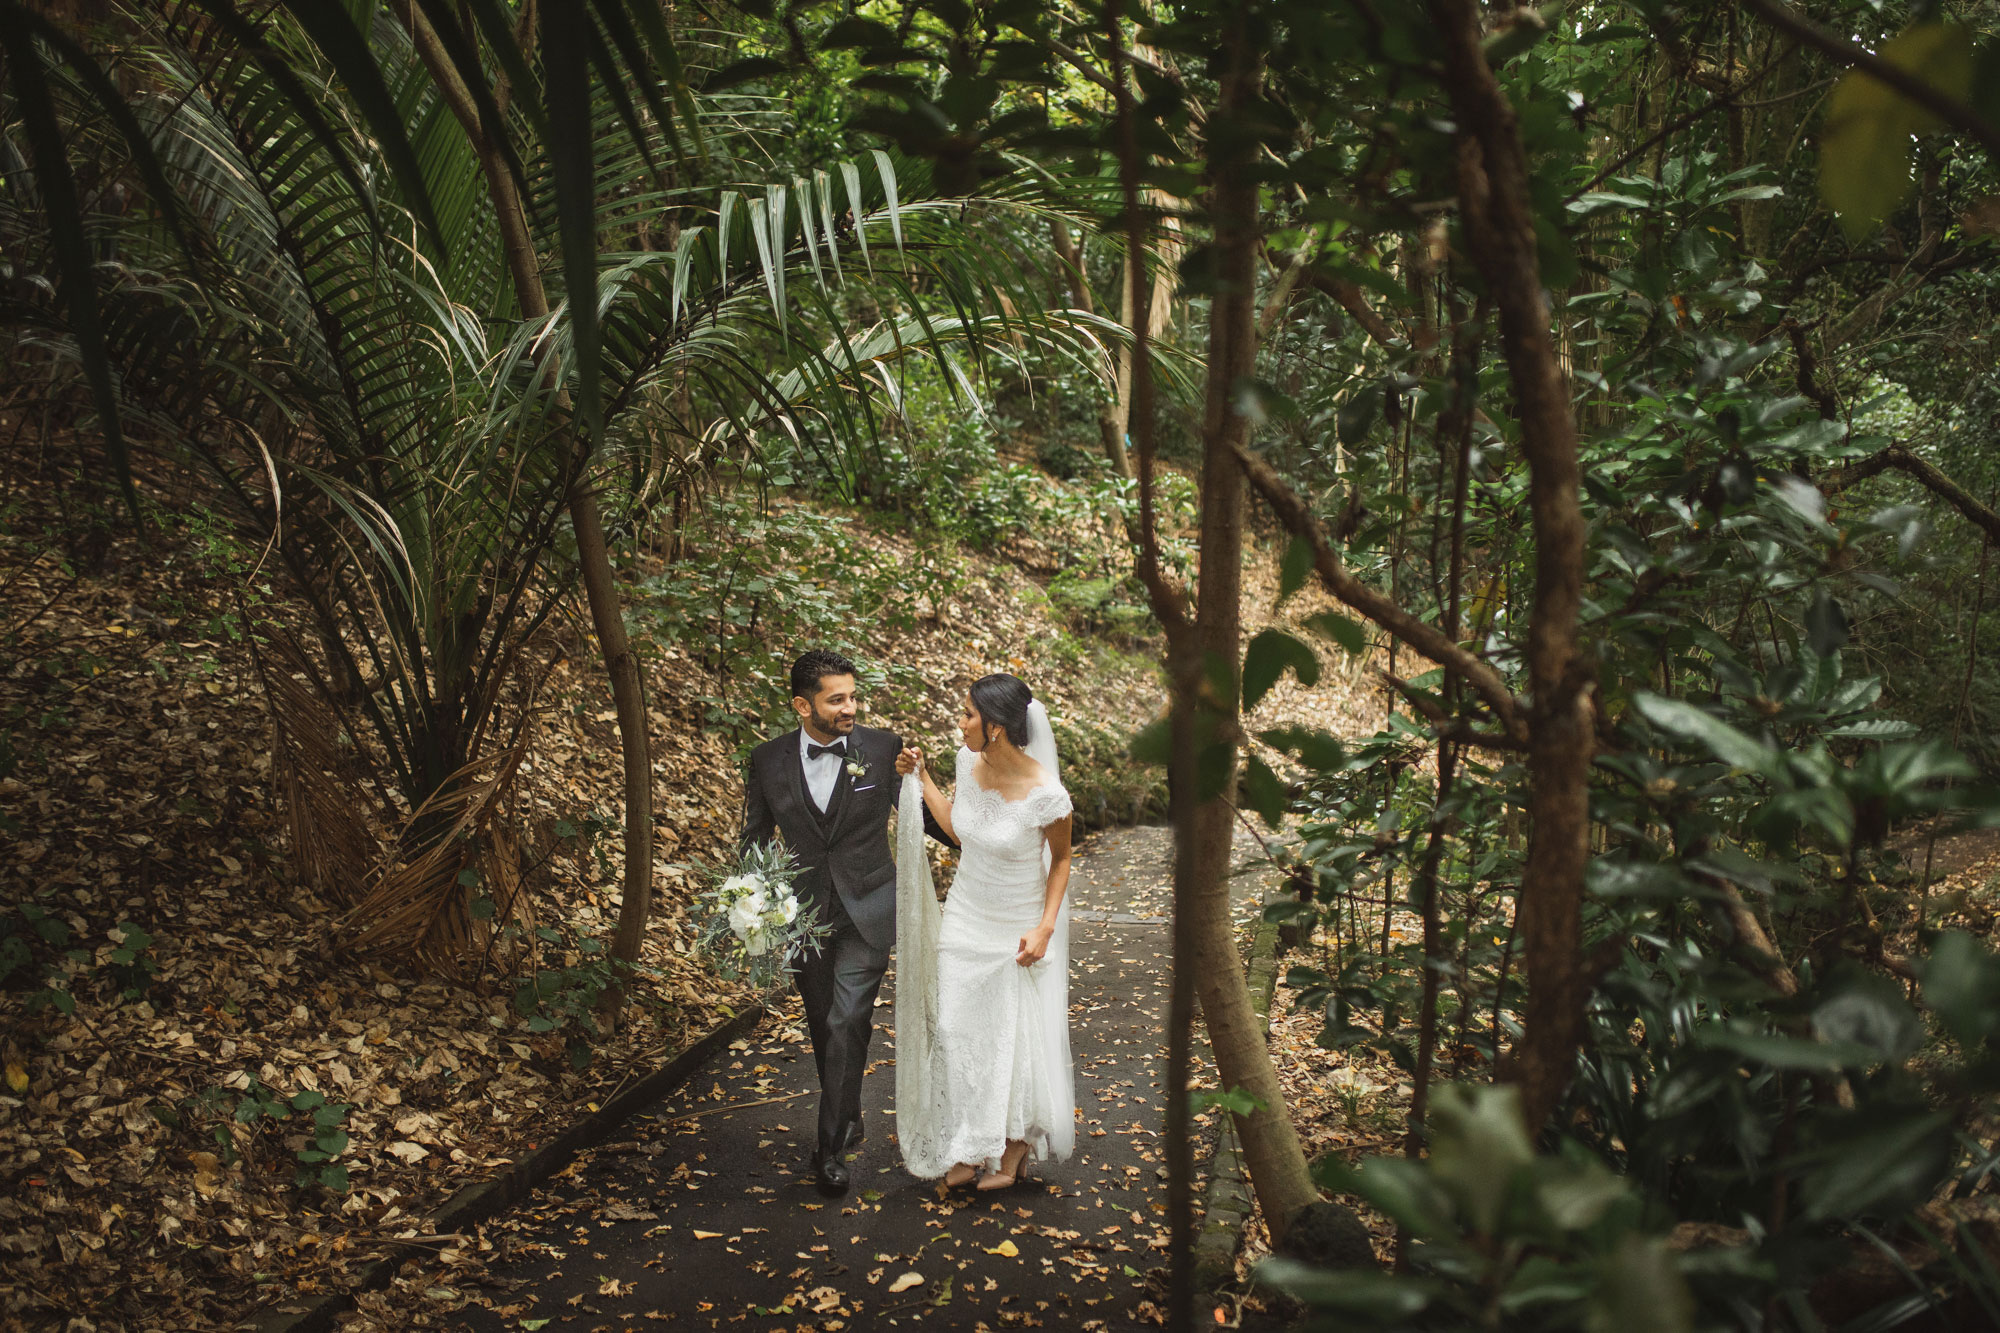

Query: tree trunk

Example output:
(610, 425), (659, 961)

(1102, 9), (1194, 1320)
(571, 485), (655, 974)
(1049, 218), (1131, 478)
(1430, 0), (1594, 1134)
(1825, 444), (2000, 544)
(1177, 3), (1319, 1254)
(402, 5), (656, 995)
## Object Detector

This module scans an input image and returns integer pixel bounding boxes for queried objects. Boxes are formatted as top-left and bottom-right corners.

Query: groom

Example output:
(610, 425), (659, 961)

(739, 649), (952, 1196)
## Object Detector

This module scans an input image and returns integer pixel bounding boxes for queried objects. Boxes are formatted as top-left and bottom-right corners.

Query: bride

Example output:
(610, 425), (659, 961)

(892, 673), (1076, 1190)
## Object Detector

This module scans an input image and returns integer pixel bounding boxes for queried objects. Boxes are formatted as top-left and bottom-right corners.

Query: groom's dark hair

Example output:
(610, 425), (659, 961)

(791, 649), (857, 701)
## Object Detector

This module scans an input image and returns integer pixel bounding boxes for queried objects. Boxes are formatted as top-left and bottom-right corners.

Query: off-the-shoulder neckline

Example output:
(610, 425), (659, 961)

(958, 745), (1060, 806)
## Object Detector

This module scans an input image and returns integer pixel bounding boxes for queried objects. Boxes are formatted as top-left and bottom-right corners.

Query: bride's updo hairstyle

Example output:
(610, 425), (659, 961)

(968, 673), (1034, 750)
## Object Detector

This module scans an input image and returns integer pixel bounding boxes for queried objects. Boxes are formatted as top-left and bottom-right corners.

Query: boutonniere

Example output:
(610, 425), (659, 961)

(845, 755), (868, 779)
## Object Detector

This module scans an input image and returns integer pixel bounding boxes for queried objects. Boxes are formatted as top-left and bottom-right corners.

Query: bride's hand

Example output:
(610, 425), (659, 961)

(1016, 923), (1054, 967)
(896, 745), (923, 777)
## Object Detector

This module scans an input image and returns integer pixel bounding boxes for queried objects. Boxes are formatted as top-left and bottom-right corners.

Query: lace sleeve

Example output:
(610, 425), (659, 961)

(1026, 785), (1073, 829)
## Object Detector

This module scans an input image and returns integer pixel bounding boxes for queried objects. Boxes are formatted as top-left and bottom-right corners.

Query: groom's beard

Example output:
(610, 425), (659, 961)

(808, 705), (855, 738)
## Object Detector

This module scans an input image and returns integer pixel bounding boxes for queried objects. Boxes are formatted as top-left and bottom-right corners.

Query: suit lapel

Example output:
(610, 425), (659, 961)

(824, 729), (871, 841)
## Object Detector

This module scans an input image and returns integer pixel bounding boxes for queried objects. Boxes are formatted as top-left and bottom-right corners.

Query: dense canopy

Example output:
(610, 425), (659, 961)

(4, 2), (2000, 1329)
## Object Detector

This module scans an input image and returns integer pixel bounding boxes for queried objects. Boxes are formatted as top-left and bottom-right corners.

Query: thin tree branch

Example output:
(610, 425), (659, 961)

(1257, 232), (1318, 338)
(1440, 724), (1528, 753)
(1041, 32), (1177, 96)
(1565, 67), (1813, 205)
(1232, 440), (1525, 739)
(1786, 320), (1840, 420)
(1295, 260), (1400, 348)
(1740, 0), (2000, 158)
(1823, 444), (2000, 545)
(1042, 33), (1118, 94)
(1108, 5), (1189, 633)
(1051, 217), (1136, 478)
(1692, 859), (1856, 1109)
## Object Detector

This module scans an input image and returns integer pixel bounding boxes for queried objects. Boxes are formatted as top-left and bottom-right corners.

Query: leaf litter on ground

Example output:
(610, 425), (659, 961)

(1, 463), (1375, 1330)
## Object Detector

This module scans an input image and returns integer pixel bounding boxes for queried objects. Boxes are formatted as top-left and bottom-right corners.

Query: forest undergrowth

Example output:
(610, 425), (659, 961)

(1222, 781), (2000, 1320)
(0, 436), (1369, 1331)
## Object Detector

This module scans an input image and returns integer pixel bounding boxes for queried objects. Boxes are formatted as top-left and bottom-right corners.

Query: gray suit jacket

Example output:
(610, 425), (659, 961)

(739, 724), (911, 952)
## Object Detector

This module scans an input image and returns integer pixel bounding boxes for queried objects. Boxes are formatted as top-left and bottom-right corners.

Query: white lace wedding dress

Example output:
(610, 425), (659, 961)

(894, 739), (1076, 1178)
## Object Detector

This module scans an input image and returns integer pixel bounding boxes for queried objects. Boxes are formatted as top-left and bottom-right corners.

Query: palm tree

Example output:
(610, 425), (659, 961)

(0, 0), (1117, 975)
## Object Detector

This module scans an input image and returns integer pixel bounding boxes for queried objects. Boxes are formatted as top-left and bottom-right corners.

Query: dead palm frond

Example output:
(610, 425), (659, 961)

(341, 734), (535, 973)
(249, 629), (389, 911)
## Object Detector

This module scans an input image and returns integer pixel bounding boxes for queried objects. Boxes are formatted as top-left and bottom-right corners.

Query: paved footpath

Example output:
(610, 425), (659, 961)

(383, 823), (1274, 1332)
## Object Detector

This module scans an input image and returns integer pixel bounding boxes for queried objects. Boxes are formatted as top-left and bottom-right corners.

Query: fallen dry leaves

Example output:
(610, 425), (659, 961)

(0, 430), (1386, 1333)
(0, 472), (1196, 1331)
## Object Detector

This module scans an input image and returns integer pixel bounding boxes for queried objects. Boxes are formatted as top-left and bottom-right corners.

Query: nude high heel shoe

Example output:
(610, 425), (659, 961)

(976, 1140), (1031, 1191)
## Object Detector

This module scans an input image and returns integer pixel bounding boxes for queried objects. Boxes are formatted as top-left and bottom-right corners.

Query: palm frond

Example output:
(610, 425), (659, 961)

(341, 730), (535, 972)
(251, 629), (388, 909)
(0, 15), (137, 512)
(3, 2), (1155, 978)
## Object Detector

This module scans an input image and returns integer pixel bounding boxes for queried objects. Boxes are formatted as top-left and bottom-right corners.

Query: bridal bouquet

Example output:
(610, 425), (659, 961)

(691, 840), (827, 987)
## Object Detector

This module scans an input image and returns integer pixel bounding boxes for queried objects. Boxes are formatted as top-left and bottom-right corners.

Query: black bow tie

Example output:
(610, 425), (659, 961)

(807, 741), (847, 761)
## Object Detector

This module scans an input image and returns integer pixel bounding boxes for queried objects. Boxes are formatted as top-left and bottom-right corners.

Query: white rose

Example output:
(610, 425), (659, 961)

(720, 873), (759, 900)
(727, 894), (765, 938)
(776, 892), (799, 925)
(743, 925), (771, 956)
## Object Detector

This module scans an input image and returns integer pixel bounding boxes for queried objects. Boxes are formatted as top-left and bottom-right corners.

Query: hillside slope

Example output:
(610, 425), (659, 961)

(0, 476), (1375, 1330)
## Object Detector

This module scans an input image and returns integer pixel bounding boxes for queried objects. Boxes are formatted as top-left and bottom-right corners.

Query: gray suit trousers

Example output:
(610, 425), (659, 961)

(791, 891), (886, 1153)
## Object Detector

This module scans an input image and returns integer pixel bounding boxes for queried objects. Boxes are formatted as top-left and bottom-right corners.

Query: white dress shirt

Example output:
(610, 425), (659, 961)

(799, 730), (847, 813)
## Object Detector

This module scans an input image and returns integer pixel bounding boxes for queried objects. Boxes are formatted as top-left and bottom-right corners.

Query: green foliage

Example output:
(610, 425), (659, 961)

(1, 907), (163, 1015)
(1241, 629), (1321, 712)
(103, 922), (159, 1002)
(0, 904), (80, 1017)
(634, 486), (938, 741)
(1258, 316), (2000, 1305)
(776, 352), (1197, 633)
(1819, 24), (1975, 242)
(781, 361), (1016, 544)
(1260, 427), (1999, 1317)
(1054, 713), (1167, 832)
(284, 1088), (355, 1193)
(508, 922), (667, 1071)
(545, 811), (621, 886)
(1271, 1086), (1695, 1331)
(168, 1075), (354, 1193)
(1044, 569), (1155, 643)
(1189, 1085), (1268, 1118)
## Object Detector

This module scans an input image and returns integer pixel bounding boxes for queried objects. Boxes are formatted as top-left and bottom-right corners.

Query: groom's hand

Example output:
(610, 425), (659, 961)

(896, 745), (922, 776)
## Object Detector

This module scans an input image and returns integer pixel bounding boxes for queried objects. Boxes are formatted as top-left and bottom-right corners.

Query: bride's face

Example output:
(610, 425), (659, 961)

(959, 696), (989, 752)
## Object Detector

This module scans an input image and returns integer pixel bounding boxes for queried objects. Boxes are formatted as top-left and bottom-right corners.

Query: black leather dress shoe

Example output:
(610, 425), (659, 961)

(811, 1152), (850, 1197)
(844, 1115), (865, 1149)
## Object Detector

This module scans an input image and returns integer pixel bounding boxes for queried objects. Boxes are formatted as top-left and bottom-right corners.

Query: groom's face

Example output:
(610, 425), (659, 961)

(793, 672), (858, 741)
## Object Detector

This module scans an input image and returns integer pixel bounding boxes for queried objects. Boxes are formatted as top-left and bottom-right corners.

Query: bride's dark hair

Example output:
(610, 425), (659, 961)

(968, 673), (1033, 749)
